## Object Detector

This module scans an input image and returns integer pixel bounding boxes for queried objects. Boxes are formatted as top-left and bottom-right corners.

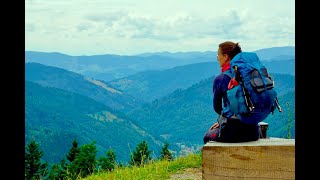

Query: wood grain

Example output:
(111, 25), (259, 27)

(202, 138), (295, 180)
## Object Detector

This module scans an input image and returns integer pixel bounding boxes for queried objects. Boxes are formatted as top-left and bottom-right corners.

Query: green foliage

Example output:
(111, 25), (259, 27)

(67, 139), (80, 163)
(47, 140), (80, 179)
(25, 80), (161, 166)
(48, 164), (59, 180)
(129, 140), (152, 166)
(159, 142), (173, 161)
(83, 152), (202, 180)
(25, 140), (48, 180)
(167, 152), (202, 171)
(48, 159), (68, 180)
(98, 148), (117, 171)
(68, 141), (98, 179)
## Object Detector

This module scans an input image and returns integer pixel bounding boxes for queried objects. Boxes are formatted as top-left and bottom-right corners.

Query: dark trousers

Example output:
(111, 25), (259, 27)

(203, 118), (260, 144)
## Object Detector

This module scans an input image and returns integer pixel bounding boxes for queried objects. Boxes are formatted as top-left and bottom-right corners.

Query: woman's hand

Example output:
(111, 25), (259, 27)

(210, 122), (219, 130)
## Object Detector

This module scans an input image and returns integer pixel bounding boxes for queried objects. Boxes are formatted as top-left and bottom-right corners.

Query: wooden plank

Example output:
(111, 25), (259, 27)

(202, 138), (295, 180)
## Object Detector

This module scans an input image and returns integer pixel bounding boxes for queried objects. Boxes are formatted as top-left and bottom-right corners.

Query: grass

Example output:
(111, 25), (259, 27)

(81, 152), (202, 180)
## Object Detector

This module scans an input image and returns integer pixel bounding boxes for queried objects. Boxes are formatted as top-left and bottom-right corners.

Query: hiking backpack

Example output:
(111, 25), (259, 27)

(225, 52), (282, 125)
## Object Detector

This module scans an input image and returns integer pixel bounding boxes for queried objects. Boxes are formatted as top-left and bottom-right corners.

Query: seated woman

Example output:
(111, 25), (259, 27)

(203, 41), (260, 143)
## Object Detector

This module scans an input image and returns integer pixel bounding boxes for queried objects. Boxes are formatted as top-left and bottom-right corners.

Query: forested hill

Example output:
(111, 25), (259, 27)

(25, 62), (144, 113)
(25, 80), (162, 165)
(126, 73), (295, 150)
(108, 62), (217, 102)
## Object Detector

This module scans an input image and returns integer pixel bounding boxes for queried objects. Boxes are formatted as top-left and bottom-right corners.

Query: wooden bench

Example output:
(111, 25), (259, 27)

(202, 138), (295, 180)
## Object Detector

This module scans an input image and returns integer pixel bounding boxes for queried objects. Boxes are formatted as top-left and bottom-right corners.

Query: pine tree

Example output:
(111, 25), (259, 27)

(25, 140), (48, 180)
(98, 148), (117, 171)
(159, 142), (173, 161)
(58, 159), (68, 179)
(68, 141), (97, 179)
(129, 140), (152, 166)
(48, 164), (59, 180)
(67, 139), (80, 163)
(48, 159), (68, 180)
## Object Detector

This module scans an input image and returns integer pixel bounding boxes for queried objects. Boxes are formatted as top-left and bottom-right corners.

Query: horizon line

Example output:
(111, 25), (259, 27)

(25, 45), (295, 57)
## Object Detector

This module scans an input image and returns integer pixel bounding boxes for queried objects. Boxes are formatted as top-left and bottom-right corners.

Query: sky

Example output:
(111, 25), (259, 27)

(25, 0), (295, 56)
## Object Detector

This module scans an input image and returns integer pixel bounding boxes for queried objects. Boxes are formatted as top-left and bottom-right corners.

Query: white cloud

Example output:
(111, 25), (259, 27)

(25, 0), (295, 55)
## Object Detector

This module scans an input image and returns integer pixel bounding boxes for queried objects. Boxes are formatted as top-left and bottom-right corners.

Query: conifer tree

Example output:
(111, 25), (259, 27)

(129, 140), (152, 166)
(58, 159), (68, 179)
(48, 164), (59, 180)
(49, 140), (79, 180)
(25, 140), (48, 180)
(67, 139), (80, 163)
(98, 148), (117, 171)
(48, 159), (68, 180)
(68, 141), (97, 179)
(159, 142), (173, 161)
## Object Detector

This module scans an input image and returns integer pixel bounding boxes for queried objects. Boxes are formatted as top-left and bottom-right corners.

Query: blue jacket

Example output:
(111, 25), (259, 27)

(212, 68), (234, 119)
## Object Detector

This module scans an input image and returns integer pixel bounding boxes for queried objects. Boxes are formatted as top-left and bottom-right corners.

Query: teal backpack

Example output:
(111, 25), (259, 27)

(225, 52), (282, 125)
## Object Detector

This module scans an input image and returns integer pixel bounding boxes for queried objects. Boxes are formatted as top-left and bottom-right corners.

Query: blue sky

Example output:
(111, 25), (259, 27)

(25, 0), (295, 56)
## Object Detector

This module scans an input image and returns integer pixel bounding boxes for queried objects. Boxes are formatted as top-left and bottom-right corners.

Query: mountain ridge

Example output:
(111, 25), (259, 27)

(26, 46), (294, 58)
(25, 62), (144, 113)
(25, 46), (295, 82)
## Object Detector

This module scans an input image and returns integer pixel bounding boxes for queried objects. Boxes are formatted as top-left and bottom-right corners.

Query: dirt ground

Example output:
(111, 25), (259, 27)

(168, 168), (202, 180)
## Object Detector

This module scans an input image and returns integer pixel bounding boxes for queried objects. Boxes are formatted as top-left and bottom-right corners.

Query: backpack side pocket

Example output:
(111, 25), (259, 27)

(250, 69), (274, 92)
